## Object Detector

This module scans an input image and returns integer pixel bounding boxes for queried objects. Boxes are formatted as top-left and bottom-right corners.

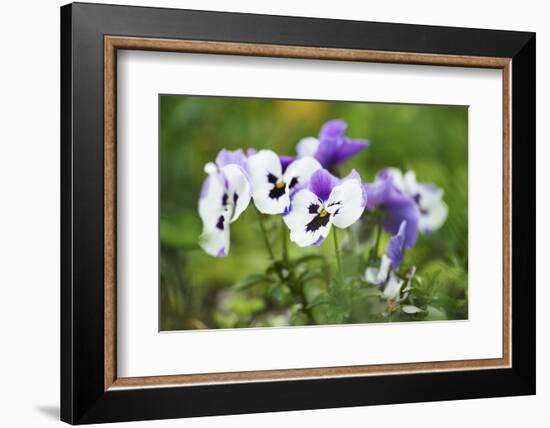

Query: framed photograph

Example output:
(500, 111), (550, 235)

(60, 2), (535, 424)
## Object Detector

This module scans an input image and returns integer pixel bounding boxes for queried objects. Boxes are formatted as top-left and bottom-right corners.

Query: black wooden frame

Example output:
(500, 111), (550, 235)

(61, 2), (536, 424)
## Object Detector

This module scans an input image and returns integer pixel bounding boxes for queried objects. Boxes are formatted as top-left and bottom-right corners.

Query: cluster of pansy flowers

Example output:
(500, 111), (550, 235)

(198, 119), (448, 302)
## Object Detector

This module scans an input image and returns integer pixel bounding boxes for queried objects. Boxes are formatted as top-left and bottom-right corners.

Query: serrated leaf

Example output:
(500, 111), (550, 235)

(306, 293), (330, 309)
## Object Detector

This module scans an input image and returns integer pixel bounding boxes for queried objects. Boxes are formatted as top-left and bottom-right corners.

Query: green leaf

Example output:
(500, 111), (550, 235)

(265, 261), (285, 275)
(306, 293), (330, 309)
(292, 254), (325, 266)
(160, 213), (201, 249)
(227, 296), (265, 316)
(297, 268), (325, 283)
(360, 287), (383, 299)
(233, 274), (270, 291)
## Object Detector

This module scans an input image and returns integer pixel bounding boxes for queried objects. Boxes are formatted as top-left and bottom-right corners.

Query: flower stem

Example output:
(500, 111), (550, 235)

(256, 209), (275, 260)
(333, 227), (342, 278)
(281, 218), (288, 265)
(370, 214), (383, 258)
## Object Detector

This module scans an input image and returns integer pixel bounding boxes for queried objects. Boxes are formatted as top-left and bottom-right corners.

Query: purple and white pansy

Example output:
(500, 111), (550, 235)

(365, 220), (409, 301)
(284, 169), (367, 247)
(385, 168), (448, 233)
(198, 149), (251, 257)
(197, 120), (447, 272)
(289, 119), (369, 169)
(364, 169), (421, 248)
(247, 149), (322, 215)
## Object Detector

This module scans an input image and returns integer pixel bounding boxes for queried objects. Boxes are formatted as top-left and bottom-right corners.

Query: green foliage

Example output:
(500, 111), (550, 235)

(159, 95), (468, 330)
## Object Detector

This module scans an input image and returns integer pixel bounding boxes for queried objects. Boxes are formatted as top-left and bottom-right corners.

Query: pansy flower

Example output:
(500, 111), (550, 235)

(385, 168), (448, 233)
(365, 220), (406, 291)
(364, 221), (417, 306)
(284, 169), (367, 247)
(294, 119), (369, 169)
(247, 150), (322, 215)
(364, 169), (420, 248)
(198, 149), (251, 257)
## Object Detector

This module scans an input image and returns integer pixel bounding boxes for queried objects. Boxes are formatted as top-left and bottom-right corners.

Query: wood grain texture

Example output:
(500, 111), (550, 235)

(502, 62), (512, 367)
(106, 36), (511, 68)
(103, 36), (512, 391)
(104, 37), (117, 391)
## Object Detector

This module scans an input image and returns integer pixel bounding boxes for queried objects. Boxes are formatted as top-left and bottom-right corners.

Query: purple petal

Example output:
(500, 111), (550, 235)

(319, 119), (347, 141)
(332, 138), (369, 166)
(383, 192), (420, 248)
(246, 148), (257, 157)
(364, 177), (393, 210)
(314, 138), (338, 168)
(279, 155), (296, 172)
(309, 169), (339, 202)
(217, 247), (227, 257)
(312, 235), (326, 246)
(216, 149), (247, 169)
(387, 221), (407, 268)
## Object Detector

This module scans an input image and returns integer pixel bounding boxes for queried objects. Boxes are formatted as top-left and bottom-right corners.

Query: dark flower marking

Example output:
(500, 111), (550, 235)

(269, 185), (286, 200)
(216, 215), (225, 230)
(233, 193), (239, 205)
(308, 203), (319, 214)
(328, 200), (342, 217)
(267, 173), (278, 184)
(266, 172), (286, 200)
(289, 177), (298, 189)
(305, 212), (330, 232)
(221, 193), (228, 206)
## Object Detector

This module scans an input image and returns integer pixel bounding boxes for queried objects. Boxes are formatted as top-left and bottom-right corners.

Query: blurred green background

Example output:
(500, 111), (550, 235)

(160, 95), (468, 331)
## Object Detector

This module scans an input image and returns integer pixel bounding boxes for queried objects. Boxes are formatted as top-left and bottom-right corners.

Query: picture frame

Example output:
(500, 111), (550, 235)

(60, 2), (535, 424)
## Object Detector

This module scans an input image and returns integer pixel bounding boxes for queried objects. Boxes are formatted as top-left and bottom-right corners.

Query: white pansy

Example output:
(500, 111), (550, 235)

(198, 163), (251, 257)
(247, 150), (321, 215)
(284, 170), (366, 247)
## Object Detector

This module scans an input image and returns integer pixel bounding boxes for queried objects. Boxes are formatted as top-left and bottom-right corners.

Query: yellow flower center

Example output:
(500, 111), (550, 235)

(275, 181), (285, 189)
(319, 208), (328, 218)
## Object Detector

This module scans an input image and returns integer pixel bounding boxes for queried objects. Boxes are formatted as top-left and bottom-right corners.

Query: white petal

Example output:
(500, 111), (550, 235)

(199, 214), (230, 257)
(402, 305), (423, 314)
(417, 184), (444, 208)
(385, 167), (405, 192)
(365, 267), (379, 284)
(378, 255), (392, 283)
(204, 162), (217, 175)
(252, 190), (290, 215)
(296, 137), (320, 158)
(419, 198), (448, 232)
(283, 156), (322, 190)
(365, 254), (391, 285)
(383, 272), (404, 300)
(247, 150), (288, 214)
(284, 189), (331, 247)
(326, 178), (366, 229)
(221, 164), (251, 222)
(247, 150), (282, 187)
(198, 173), (231, 256)
(403, 170), (419, 197)
(198, 173), (224, 224)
